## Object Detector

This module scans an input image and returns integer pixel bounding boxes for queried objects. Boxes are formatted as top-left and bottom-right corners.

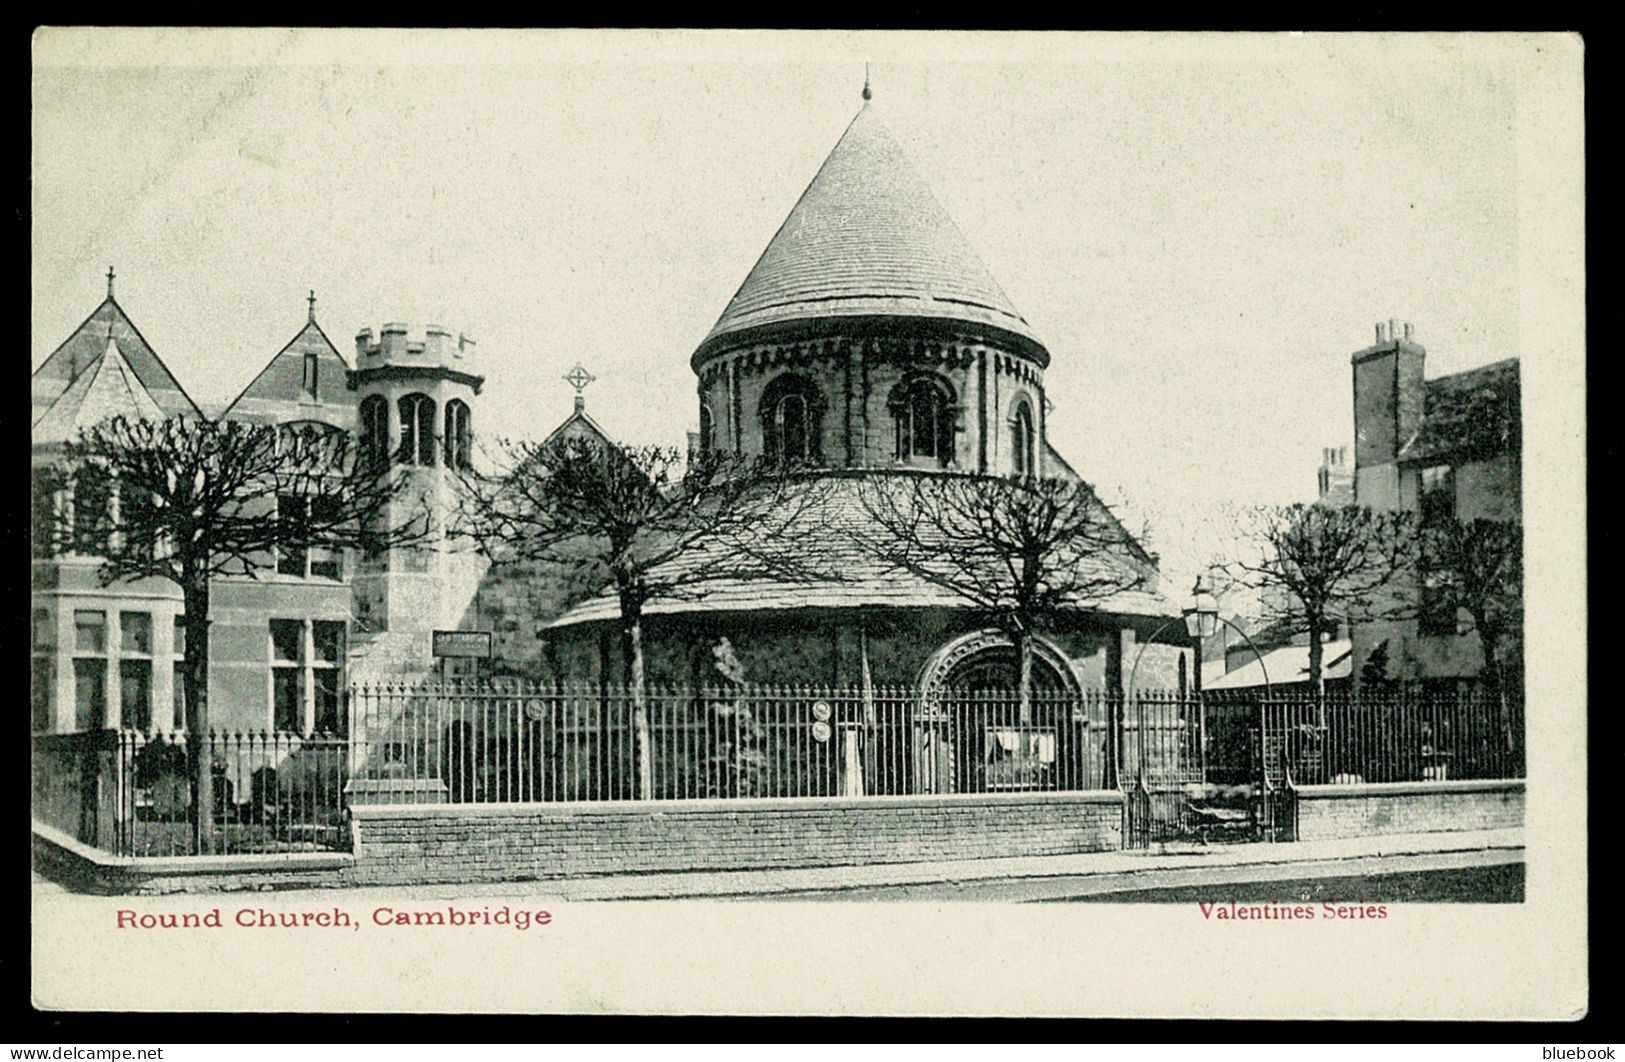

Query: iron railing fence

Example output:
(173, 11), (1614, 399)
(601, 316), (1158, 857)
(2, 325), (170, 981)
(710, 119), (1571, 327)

(31, 729), (349, 857)
(347, 682), (1179, 804)
(31, 683), (1526, 858)
(1258, 689), (1525, 787)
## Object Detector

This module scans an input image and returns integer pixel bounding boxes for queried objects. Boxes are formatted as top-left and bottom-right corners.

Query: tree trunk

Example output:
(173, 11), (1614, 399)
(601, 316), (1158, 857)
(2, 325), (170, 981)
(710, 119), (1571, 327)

(1013, 627), (1034, 725)
(620, 607), (653, 801)
(1306, 614), (1326, 730)
(181, 577), (215, 855)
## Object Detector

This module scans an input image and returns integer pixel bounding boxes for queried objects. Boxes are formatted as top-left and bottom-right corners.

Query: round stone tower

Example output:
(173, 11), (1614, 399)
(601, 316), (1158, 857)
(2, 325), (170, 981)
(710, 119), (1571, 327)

(692, 98), (1051, 478)
(347, 322), (486, 672)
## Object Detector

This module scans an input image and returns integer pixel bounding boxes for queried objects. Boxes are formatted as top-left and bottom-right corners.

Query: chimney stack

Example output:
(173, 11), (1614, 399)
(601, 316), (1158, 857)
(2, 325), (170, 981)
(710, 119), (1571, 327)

(1403, 321), (1414, 341)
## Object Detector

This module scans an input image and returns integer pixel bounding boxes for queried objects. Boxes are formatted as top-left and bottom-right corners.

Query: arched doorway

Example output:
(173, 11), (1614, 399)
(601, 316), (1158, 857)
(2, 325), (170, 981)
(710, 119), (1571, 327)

(912, 631), (1091, 795)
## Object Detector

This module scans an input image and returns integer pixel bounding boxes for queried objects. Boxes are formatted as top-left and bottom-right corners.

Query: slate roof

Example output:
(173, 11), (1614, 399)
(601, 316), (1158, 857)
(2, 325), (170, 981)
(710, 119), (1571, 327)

(1399, 359), (1521, 464)
(32, 337), (168, 444)
(1205, 640), (1353, 690)
(547, 471), (1180, 629)
(218, 318), (357, 428)
(32, 297), (200, 423)
(699, 102), (1046, 360)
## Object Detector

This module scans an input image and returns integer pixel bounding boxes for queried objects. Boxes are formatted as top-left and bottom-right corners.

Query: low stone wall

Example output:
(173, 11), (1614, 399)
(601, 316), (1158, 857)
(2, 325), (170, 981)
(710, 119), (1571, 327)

(1292, 779), (1524, 841)
(36, 791), (1124, 893)
(347, 791), (1125, 886)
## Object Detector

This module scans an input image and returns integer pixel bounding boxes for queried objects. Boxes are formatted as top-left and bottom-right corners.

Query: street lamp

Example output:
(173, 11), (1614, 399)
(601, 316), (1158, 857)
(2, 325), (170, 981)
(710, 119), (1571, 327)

(1182, 574), (1219, 640)
(1121, 572), (1271, 792)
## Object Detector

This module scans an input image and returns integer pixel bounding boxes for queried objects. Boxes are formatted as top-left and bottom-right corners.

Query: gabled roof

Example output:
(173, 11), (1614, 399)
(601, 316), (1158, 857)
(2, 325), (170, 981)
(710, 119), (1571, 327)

(1205, 640), (1354, 690)
(541, 400), (614, 449)
(32, 297), (200, 422)
(1399, 358), (1520, 464)
(547, 472), (1179, 629)
(218, 318), (356, 428)
(32, 337), (167, 444)
(698, 102), (1045, 361)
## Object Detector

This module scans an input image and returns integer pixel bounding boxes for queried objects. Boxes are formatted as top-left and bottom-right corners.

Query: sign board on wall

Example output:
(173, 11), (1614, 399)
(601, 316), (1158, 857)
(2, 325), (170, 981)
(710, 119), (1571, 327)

(432, 630), (493, 659)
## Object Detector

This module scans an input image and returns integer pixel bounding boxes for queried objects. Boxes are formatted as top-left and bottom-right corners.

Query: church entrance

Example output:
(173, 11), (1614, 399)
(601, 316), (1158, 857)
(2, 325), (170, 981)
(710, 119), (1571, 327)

(913, 632), (1090, 796)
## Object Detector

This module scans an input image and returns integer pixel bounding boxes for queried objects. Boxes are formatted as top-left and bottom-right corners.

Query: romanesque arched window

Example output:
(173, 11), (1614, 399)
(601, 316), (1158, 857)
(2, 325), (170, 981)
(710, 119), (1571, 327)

(890, 375), (955, 465)
(760, 374), (823, 466)
(359, 395), (390, 470)
(697, 402), (714, 455)
(397, 393), (436, 466)
(1010, 398), (1036, 477)
(443, 399), (472, 470)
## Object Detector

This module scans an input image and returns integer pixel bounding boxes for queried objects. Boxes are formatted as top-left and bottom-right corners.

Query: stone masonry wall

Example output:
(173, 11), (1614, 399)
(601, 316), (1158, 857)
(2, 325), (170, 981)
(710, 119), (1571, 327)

(1293, 779), (1523, 841)
(344, 791), (1123, 885)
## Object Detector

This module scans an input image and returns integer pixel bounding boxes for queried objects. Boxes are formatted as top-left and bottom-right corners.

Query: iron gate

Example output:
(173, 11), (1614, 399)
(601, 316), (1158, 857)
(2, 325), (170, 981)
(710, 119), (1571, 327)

(1120, 692), (1296, 848)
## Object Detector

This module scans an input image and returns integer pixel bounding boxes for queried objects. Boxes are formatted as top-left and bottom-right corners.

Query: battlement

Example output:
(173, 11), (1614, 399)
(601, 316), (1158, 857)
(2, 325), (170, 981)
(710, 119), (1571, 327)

(355, 323), (477, 365)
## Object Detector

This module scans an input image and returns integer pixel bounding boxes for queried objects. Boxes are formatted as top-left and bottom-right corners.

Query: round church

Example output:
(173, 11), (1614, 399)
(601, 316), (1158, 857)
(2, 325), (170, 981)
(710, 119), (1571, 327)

(535, 87), (1185, 729)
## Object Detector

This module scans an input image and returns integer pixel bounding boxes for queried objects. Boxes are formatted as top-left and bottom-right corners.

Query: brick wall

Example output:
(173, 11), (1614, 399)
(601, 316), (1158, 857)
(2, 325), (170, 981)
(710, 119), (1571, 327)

(346, 791), (1123, 886)
(1293, 779), (1523, 841)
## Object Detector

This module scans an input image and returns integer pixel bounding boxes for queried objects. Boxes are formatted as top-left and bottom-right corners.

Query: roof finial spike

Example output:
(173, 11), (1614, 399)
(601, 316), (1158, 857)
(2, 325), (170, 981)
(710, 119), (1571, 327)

(862, 64), (872, 102)
(307, 289), (317, 323)
(106, 265), (116, 300)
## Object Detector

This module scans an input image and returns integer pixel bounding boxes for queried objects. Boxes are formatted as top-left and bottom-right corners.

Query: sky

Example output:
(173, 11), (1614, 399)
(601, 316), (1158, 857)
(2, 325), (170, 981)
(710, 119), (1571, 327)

(31, 29), (1556, 597)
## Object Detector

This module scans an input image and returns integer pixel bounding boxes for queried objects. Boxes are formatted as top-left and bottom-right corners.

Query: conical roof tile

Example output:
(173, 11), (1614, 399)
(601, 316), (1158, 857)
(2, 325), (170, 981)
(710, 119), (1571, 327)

(700, 104), (1045, 360)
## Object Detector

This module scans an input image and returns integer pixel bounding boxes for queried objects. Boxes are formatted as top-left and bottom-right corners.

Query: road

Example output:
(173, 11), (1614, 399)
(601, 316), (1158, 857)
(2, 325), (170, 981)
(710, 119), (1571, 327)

(730, 847), (1523, 903)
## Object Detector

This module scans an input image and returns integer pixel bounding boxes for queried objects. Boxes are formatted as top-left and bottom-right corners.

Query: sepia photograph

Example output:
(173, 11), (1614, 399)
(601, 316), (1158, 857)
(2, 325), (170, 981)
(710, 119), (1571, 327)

(28, 28), (1586, 1020)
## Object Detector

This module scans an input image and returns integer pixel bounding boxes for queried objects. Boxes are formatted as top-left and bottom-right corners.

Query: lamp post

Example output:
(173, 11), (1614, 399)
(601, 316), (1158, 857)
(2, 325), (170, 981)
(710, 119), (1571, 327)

(1124, 574), (1271, 791)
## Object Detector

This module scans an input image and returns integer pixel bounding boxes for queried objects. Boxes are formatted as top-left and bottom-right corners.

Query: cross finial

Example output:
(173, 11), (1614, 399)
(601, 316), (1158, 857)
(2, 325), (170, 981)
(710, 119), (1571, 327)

(862, 64), (872, 102)
(564, 364), (596, 412)
(307, 289), (317, 323)
(106, 266), (116, 300)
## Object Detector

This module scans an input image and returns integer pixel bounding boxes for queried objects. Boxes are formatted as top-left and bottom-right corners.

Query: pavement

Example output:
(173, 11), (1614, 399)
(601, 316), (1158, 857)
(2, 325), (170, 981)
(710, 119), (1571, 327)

(33, 827), (1519, 902)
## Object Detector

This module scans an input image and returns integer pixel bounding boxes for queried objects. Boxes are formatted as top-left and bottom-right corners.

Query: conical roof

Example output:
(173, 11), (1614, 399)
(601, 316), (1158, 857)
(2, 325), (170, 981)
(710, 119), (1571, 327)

(699, 102), (1046, 361)
(33, 337), (168, 444)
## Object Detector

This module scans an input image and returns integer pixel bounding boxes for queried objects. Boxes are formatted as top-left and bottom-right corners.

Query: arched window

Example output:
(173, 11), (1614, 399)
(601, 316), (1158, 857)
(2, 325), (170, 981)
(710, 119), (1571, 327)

(697, 402), (713, 455)
(759, 374), (823, 466)
(889, 376), (955, 464)
(1010, 398), (1036, 477)
(397, 393), (437, 466)
(359, 395), (390, 470)
(443, 399), (472, 470)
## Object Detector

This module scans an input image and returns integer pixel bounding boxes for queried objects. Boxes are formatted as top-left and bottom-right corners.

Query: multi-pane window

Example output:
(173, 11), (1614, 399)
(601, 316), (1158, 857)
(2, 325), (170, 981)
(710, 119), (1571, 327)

(1010, 400), (1036, 477)
(119, 612), (152, 731)
(270, 618), (347, 734)
(31, 609), (53, 732)
(120, 487), (157, 562)
(891, 377), (954, 464)
(313, 621), (346, 734)
(276, 495), (309, 576)
(271, 619), (304, 732)
(276, 495), (342, 580)
(73, 610), (107, 730)
(760, 375), (822, 467)
(172, 617), (187, 731)
(443, 399), (472, 470)
(1420, 465), (1456, 526)
(31, 475), (57, 559)
(73, 466), (112, 554)
(398, 393), (437, 466)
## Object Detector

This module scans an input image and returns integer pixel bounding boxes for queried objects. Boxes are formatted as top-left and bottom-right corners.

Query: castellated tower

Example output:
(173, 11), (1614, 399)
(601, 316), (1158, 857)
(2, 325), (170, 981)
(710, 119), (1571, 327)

(347, 322), (488, 678)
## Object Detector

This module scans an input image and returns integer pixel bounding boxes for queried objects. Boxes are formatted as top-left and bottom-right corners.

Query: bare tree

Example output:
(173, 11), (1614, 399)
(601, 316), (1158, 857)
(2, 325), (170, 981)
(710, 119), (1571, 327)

(36, 415), (428, 851)
(1424, 516), (1523, 744)
(854, 472), (1154, 718)
(1220, 503), (1418, 694)
(453, 437), (827, 799)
